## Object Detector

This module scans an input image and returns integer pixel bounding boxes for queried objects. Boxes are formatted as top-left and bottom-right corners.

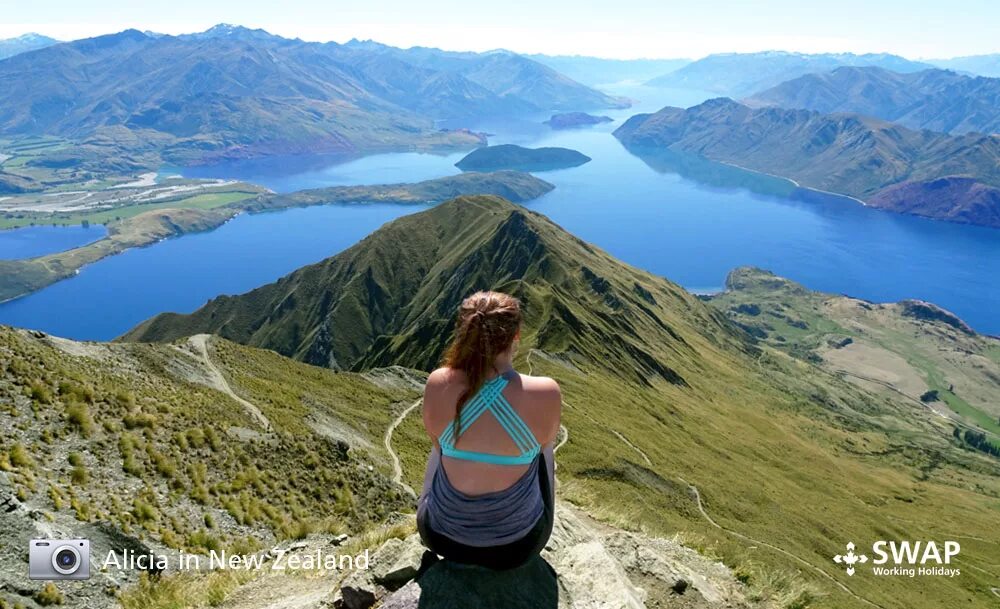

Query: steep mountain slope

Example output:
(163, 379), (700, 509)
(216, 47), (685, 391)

(867, 176), (1000, 226)
(614, 98), (1000, 227)
(125, 196), (725, 381)
(646, 51), (932, 97)
(124, 196), (1000, 607)
(0, 327), (423, 607)
(0, 327), (761, 609)
(0, 33), (59, 59)
(747, 67), (1000, 134)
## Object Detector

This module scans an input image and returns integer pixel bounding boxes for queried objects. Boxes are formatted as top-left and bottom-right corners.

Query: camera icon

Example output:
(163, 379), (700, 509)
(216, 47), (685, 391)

(29, 539), (90, 580)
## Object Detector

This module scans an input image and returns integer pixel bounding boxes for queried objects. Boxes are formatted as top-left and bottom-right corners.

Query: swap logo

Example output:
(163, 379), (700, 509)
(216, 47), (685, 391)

(834, 541), (961, 578)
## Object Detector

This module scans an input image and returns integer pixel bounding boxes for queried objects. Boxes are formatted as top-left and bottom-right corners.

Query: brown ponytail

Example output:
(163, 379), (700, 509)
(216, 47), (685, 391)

(441, 291), (522, 438)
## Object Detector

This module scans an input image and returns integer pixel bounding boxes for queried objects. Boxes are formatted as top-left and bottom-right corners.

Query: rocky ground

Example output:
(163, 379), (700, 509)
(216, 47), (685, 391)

(208, 507), (754, 609)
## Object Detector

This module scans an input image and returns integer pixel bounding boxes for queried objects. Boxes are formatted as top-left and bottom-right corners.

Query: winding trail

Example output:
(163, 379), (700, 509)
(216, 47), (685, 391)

(385, 399), (422, 498)
(555, 424), (569, 454)
(528, 346), (891, 607)
(678, 476), (884, 609)
(188, 334), (271, 431)
(991, 587), (1000, 598)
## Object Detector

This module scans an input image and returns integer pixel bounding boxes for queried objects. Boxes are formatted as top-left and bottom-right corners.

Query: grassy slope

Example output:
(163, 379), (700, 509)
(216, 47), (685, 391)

(0, 328), (418, 554)
(124, 196), (1000, 608)
(710, 267), (1000, 438)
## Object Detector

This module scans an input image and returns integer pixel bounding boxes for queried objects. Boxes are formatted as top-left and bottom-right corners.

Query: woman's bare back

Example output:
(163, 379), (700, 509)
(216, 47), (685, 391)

(423, 367), (561, 496)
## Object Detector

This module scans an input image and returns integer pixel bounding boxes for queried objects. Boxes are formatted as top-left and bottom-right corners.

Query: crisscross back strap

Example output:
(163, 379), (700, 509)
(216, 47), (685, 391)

(439, 374), (541, 465)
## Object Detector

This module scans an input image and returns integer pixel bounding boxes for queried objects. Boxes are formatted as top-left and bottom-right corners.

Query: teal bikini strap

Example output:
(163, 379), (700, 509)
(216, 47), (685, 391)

(439, 374), (541, 466)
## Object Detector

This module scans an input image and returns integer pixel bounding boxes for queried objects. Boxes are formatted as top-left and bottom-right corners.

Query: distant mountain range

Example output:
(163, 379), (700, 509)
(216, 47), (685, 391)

(527, 54), (691, 86)
(0, 33), (59, 59)
(928, 53), (1000, 77)
(746, 66), (1000, 135)
(646, 51), (933, 97)
(0, 25), (622, 173)
(614, 98), (1000, 228)
(340, 40), (627, 114)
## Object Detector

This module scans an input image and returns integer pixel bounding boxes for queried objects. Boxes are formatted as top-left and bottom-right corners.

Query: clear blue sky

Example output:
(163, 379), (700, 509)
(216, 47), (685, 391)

(0, 0), (996, 59)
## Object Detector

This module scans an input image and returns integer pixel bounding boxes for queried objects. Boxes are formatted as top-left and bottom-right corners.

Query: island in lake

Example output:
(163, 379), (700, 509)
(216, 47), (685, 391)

(455, 144), (592, 172)
(544, 112), (614, 129)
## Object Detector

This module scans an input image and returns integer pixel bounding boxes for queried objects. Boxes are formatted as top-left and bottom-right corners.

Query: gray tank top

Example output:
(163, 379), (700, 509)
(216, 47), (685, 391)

(423, 456), (544, 547)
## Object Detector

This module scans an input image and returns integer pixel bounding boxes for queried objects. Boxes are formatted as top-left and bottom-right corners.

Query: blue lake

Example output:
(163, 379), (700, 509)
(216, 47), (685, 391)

(0, 85), (997, 339)
(0, 224), (107, 260)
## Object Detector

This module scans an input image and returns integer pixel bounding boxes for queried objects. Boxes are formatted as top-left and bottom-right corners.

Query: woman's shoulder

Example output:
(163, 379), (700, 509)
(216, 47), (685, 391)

(518, 372), (559, 391)
(427, 366), (466, 388)
(517, 373), (561, 405)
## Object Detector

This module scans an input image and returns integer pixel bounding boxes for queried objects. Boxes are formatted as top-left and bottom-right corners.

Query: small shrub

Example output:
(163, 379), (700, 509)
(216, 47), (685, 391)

(66, 403), (94, 436)
(187, 529), (222, 552)
(10, 443), (33, 469)
(123, 412), (156, 430)
(920, 389), (940, 403)
(70, 466), (88, 485)
(186, 428), (206, 448)
(28, 381), (53, 404)
(133, 499), (158, 523)
(35, 582), (63, 606)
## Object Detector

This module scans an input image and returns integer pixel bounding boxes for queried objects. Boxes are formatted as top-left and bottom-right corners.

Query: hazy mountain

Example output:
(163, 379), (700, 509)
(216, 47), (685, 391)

(614, 98), (1000, 227)
(527, 54), (691, 86)
(120, 195), (1000, 607)
(0, 26), (621, 168)
(646, 51), (933, 97)
(340, 41), (628, 112)
(747, 66), (1000, 134)
(0, 33), (59, 59)
(929, 53), (1000, 77)
(176, 23), (287, 42)
(0, 28), (477, 165)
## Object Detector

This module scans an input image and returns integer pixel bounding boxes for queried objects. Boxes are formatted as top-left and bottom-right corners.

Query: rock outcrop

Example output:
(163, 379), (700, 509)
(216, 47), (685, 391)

(336, 507), (754, 609)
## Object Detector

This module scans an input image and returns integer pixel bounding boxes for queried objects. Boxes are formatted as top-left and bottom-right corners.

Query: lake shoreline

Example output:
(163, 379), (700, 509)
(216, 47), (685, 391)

(0, 172), (555, 302)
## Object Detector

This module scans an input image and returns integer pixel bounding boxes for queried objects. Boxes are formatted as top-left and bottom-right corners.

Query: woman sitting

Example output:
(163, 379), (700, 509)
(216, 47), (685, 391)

(417, 291), (562, 570)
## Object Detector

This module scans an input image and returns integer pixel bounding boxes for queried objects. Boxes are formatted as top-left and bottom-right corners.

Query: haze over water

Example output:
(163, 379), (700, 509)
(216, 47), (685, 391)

(0, 85), (997, 339)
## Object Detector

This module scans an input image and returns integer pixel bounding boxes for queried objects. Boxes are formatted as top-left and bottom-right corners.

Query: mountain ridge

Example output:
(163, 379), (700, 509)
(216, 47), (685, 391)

(614, 98), (1000, 227)
(645, 51), (933, 97)
(0, 33), (59, 59)
(124, 195), (717, 386)
(746, 66), (1000, 135)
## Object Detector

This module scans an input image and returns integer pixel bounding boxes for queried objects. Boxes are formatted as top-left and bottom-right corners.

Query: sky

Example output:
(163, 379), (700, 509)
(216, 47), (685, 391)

(0, 0), (997, 60)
